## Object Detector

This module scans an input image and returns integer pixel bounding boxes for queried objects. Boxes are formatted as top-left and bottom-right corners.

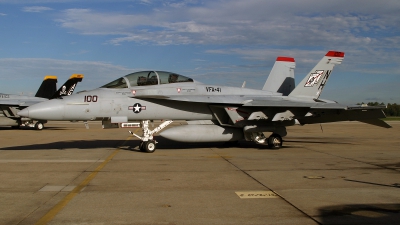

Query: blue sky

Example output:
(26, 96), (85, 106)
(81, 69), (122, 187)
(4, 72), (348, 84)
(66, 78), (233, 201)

(0, 0), (399, 104)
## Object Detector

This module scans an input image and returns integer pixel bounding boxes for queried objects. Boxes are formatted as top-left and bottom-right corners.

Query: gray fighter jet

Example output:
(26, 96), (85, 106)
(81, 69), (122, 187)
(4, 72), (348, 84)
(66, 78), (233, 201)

(1, 74), (83, 129)
(18, 51), (390, 151)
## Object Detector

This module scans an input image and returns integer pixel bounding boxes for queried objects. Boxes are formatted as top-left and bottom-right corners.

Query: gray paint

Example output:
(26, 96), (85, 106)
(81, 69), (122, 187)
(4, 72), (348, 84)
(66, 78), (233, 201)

(18, 52), (390, 146)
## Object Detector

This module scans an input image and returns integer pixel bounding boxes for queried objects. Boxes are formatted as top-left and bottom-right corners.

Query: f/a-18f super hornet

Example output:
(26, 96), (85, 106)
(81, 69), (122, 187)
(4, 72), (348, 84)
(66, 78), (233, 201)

(1, 74), (83, 129)
(18, 51), (390, 151)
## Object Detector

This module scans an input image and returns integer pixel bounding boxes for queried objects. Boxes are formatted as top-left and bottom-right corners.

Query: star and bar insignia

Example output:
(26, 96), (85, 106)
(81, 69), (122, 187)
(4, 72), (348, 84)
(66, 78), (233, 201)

(129, 103), (146, 114)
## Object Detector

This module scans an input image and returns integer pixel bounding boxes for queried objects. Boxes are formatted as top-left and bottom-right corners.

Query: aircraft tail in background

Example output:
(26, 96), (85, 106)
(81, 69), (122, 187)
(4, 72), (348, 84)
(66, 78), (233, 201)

(262, 56), (295, 96)
(51, 74), (84, 99)
(289, 51), (344, 100)
(34, 76), (58, 99)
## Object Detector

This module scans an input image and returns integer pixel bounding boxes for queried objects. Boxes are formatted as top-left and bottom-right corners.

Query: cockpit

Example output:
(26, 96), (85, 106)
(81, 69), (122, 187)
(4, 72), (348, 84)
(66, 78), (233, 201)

(101, 71), (194, 89)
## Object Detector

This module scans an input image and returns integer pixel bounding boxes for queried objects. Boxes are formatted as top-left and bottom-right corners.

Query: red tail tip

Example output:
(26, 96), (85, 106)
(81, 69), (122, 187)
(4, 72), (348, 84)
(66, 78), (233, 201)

(325, 51), (345, 57)
(276, 56), (295, 62)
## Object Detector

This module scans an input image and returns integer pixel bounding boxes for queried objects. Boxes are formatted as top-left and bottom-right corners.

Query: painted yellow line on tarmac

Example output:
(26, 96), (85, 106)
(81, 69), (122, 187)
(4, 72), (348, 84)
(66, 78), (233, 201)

(35, 136), (133, 225)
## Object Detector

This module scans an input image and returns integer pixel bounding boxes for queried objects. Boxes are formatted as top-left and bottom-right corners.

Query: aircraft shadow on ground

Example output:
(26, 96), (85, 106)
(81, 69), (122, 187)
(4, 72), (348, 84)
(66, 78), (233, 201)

(0, 134), (354, 151)
(119, 137), (276, 151)
(318, 203), (400, 225)
(0, 127), (72, 131)
(0, 137), (280, 151)
(0, 139), (128, 151)
(284, 138), (353, 145)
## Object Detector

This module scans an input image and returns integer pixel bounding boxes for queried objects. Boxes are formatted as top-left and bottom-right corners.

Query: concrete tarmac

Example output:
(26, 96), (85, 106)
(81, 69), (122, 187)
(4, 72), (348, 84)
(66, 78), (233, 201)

(0, 121), (399, 225)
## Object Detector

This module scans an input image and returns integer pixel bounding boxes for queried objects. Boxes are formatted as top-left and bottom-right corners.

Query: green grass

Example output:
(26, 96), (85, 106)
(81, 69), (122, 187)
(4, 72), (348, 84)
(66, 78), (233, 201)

(382, 117), (400, 121)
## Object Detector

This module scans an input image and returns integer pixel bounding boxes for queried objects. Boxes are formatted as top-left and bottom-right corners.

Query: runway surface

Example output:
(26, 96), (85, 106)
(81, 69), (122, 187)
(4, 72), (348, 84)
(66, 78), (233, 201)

(0, 121), (399, 225)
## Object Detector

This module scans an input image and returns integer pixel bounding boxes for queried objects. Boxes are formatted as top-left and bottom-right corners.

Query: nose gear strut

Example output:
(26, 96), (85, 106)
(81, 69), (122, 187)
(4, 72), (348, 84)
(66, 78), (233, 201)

(129, 120), (173, 153)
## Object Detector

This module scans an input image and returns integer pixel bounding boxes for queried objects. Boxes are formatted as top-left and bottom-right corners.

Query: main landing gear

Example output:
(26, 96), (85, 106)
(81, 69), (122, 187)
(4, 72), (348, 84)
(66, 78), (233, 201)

(249, 132), (283, 149)
(267, 133), (283, 149)
(129, 120), (173, 153)
(19, 120), (45, 130)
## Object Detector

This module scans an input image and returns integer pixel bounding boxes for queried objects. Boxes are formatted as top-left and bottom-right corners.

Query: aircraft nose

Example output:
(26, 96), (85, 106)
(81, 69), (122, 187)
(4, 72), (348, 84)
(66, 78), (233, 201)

(17, 99), (65, 120)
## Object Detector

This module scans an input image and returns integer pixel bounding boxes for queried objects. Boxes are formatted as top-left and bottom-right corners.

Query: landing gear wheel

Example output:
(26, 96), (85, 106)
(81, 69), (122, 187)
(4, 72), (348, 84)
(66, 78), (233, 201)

(35, 122), (44, 130)
(144, 140), (156, 153)
(267, 134), (282, 149)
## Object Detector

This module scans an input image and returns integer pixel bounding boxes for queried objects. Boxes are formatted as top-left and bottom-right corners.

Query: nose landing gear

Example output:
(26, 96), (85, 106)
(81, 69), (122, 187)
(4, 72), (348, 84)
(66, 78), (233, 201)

(138, 140), (157, 153)
(129, 120), (173, 153)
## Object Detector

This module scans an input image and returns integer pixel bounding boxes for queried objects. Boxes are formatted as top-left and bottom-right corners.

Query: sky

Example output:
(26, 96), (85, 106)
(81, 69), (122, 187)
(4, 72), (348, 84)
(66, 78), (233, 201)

(0, 0), (399, 104)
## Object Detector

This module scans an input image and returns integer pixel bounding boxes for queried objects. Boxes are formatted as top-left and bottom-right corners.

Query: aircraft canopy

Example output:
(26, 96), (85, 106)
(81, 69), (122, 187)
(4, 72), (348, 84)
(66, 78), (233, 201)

(101, 71), (194, 89)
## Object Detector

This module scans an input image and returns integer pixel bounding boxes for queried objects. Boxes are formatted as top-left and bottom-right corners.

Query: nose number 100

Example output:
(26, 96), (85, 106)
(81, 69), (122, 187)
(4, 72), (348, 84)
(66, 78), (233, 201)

(84, 95), (98, 102)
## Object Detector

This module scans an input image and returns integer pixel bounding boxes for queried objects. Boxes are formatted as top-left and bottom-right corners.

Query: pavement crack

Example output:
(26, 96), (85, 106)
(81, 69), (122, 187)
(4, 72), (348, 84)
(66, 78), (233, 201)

(210, 148), (322, 225)
(305, 147), (400, 173)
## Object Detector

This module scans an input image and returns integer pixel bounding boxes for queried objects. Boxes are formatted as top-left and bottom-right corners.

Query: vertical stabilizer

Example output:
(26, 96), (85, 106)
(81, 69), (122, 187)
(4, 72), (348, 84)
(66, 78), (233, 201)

(51, 74), (84, 99)
(35, 76), (58, 99)
(289, 51), (344, 100)
(263, 57), (295, 96)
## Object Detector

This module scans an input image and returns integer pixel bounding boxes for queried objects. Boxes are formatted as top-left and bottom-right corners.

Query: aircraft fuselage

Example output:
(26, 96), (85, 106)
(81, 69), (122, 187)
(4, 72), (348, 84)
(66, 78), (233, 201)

(19, 83), (280, 122)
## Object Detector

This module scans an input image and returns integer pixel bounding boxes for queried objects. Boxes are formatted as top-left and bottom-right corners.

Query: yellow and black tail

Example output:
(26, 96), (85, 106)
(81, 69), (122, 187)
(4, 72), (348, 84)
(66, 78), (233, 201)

(51, 74), (84, 99)
(34, 75), (58, 99)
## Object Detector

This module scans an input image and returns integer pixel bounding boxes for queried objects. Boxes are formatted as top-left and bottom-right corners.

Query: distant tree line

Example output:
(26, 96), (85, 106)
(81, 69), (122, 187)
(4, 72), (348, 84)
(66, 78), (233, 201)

(357, 102), (400, 117)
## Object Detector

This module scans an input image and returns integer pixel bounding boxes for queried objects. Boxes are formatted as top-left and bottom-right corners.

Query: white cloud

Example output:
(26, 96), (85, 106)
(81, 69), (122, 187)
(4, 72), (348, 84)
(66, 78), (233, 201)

(2, 0), (399, 103)
(22, 6), (53, 13)
(0, 0), (92, 3)
(57, 8), (152, 35)
(139, 0), (153, 5)
(0, 13), (6, 16)
(53, 0), (400, 51)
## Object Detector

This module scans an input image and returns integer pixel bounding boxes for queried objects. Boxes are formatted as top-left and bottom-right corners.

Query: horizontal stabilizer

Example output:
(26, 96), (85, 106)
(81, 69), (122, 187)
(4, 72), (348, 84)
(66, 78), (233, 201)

(358, 119), (392, 128)
(297, 108), (389, 128)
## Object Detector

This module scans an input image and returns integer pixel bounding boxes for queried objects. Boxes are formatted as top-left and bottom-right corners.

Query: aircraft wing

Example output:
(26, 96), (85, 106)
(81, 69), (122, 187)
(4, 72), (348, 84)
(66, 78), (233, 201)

(134, 94), (347, 108)
(133, 94), (264, 104)
(242, 99), (348, 109)
(245, 100), (390, 127)
(133, 95), (325, 107)
(134, 94), (390, 128)
(135, 91), (386, 111)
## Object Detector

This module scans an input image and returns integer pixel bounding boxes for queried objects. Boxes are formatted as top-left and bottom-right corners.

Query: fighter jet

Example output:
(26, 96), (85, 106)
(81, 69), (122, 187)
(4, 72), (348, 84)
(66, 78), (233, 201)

(1, 74), (83, 129)
(18, 51), (390, 151)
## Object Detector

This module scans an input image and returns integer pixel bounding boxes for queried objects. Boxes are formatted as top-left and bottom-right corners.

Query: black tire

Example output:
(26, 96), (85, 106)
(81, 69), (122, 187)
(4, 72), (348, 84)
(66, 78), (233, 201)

(35, 122), (44, 130)
(139, 142), (146, 152)
(267, 134), (282, 149)
(144, 140), (156, 153)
